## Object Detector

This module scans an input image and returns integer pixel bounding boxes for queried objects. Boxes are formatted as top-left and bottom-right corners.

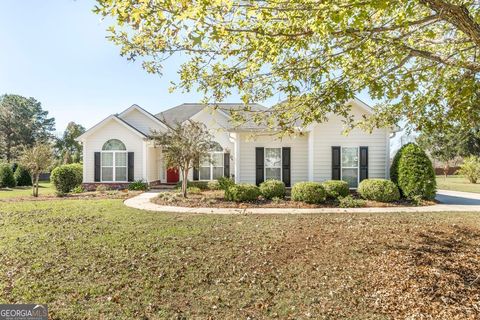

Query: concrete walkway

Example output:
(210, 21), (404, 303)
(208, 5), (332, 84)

(124, 190), (480, 214)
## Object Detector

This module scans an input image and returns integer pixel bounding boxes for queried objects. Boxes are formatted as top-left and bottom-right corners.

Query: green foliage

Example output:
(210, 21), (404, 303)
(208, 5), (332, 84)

(187, 186), (202, 194)
(128, 180), (148, 191)
(18, 143), (54, 197)
(55, 122), (86, 165)
(13, 165), (32, 186)
(321, 180), (349, 199)
(0, 163), (16, 188)
(259, 179), (286, 199)
(227, 184), (260, 202)
(207, 180), (220, 190)
(398, 144), (436, 200)
(457, 156), (480, 184)
(217, 177), (236, 200)
(291, 182), (326, 204)
(390, 144), (409, 187)
(357, 179), (400, 202)
(71, 185), (85, 194)
(50, 163), (83, 194)
(176, 180), (209, 190)
(338, 196), (366, 208)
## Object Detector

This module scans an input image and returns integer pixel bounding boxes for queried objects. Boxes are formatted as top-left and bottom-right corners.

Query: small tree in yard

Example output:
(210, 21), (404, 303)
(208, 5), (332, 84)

(457, 156), (480, 184)
(18, 143), (54, 197)
(151, 121), (214, 197)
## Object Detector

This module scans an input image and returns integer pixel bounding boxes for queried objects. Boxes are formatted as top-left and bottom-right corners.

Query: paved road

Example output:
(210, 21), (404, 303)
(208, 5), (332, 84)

(436, 190), (480, 205)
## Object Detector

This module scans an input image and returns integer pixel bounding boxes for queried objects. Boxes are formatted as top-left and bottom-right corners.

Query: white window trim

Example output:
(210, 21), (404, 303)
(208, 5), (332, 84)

(199, 151), (224, 181)
(264, 147), (282, 181)
(340, 146), (360, 188)
(101, 151), (128, 183)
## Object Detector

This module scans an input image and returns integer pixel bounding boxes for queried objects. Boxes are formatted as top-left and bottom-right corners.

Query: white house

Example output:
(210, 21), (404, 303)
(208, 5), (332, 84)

(76, 100), (397, 189)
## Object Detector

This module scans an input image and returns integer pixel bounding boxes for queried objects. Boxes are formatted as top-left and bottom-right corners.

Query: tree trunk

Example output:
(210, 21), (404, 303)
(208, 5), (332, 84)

(443, 163), (449, 180)
(34, 173), (40, 197)
(182, 166), (189, 198)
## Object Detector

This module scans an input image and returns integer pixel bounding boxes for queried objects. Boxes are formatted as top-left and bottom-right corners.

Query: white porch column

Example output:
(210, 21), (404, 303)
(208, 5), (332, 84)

(229, 132), (240, 183)
(142, 140), (148, 182)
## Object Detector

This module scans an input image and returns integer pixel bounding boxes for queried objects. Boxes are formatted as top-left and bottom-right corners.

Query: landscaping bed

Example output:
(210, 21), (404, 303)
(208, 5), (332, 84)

(151, 189), (434, 208)
(0, 189), (142, 202)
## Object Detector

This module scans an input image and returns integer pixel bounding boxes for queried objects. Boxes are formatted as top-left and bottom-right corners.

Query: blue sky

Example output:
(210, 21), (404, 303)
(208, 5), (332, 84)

(0, 0), (383, 138)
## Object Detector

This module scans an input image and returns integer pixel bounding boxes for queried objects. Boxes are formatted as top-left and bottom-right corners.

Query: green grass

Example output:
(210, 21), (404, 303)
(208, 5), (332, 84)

(0, 181), (54, 199)
(1, 199), (479, 319)
(436, 175), (480, 193)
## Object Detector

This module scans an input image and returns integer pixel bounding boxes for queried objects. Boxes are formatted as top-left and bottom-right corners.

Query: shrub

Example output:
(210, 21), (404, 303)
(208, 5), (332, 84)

(357, 179), (400, 202)
(390, 143), (409, 186)
(218, 176), (236, 200)
(397, 143), (436, 200)
(338, 195), (366, 208)
(457, 156), (480, 183)
(228, 184), (260, 202)
(50, 163), (83, 194)
(187, 186), (202, 194)
(14, 165), (32, 186)
(71, 185), (84, 194)
(96, 184), (109, 193)
(176, 180), (209, 190)
(207, 180), (221, 190)
(128, 180), (148, 191)
(0, 163), (16, 188)
(259, 179), (286, 199)
(322, 180), (349, 199)
(291, 182), (326, 204)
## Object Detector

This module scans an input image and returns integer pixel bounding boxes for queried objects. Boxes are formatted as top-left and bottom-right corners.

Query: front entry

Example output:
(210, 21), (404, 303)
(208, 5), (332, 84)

(166, 167), (179, 183)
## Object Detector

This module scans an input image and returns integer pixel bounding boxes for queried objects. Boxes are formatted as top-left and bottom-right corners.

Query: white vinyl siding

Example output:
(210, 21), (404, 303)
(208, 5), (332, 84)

(119, 108), (165, 135)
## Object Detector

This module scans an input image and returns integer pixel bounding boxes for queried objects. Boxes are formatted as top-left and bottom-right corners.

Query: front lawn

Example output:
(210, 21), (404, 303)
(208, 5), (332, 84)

(436, 175), (480, 193)
(1, 199), (479, 319)
(0, 181), (54, 199)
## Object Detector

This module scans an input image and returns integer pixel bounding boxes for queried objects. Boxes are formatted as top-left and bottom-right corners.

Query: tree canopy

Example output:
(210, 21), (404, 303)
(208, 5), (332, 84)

(0, 94), (55, 161)
(55, 122), (86, 164)
(95, 0), (480, 132)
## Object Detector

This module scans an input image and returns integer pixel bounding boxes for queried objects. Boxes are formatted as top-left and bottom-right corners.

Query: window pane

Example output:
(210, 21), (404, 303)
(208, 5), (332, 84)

(102, 153), (113, 166)
(265, 148), (281, 167)
(342, 168), (358, 188)
(211, 153), (223, 166)
(103, 139), (126, 150)
(213, 167), (223, 179)
(115, 152), (127, 166)
(200, 155), (210, 167)
(342, 147), (358, 167)
(115, 167), (127, 181)
(265, 168), (281, 181)
(199, 167), (211, 180)
(102, 167), (113, 181)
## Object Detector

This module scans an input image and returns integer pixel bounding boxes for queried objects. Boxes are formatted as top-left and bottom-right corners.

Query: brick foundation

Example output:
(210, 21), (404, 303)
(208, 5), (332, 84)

(82, 183), (131, 191)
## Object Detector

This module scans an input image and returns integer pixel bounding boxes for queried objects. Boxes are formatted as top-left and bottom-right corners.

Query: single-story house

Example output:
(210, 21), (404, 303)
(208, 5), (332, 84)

(76, 99), (398, 189)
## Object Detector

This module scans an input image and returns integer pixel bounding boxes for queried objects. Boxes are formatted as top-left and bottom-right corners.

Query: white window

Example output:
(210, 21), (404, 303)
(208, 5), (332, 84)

(341, 147), (359, 188)
(265, 148), (282, 181)
(199, 152), (224, 180)
(101, 139), (128, 182)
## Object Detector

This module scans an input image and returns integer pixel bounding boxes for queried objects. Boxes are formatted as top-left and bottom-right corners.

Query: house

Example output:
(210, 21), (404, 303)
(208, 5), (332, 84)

(76, 99), (397, 189)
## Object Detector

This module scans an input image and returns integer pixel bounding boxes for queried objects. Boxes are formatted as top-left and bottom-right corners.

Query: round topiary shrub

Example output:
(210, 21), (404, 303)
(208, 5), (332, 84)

(228, 184), (260, 202)
(259, 179), (286, 199)
(14, 165), (32, 186)
(397, 143), (436, 200)
(291, 182), (326, 204)
(0, 163), (16, 188)
(357, 179), (400, 202)
(51, 163), (83, 194)
(390, 143), (409, 186)
(321, 180), (349, 199)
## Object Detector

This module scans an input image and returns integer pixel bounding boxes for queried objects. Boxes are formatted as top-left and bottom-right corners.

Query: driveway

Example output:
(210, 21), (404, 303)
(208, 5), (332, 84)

(435, 189), (480, 205)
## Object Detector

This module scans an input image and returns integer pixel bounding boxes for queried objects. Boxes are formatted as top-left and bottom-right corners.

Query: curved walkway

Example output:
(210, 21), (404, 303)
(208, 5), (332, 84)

(124, 190), (480, 214)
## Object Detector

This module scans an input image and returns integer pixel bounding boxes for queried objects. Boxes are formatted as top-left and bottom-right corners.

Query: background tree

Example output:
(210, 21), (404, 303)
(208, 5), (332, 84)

(55, 122), (86, 164)
(18, 143), (54, 197)
(151, 121), (214, 197)
(0, 94), (55, 161)
(95, 0), (480, 133)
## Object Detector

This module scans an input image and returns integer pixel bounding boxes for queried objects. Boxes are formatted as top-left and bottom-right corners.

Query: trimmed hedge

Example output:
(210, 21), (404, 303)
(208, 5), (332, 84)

(0, 163), (16, 188)
(291, 182), (326, 204)
(390, 143), (409, 186)
(128, 180), (148, 191)
(207, 180), (221, 190)
(227, 184), (260, 202)
(259, 179), (286, 199)
(357, 179), (400, 202)
(322, 180), (349, 199)
(397, 143), (436, 200)
(51, 163), (83, 194)
(14, 165), (32, 186)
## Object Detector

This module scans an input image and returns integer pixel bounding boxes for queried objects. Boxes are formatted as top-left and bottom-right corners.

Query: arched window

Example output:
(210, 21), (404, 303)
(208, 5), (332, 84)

(101, 139), (127, 182)
(199, 142), (225, 180)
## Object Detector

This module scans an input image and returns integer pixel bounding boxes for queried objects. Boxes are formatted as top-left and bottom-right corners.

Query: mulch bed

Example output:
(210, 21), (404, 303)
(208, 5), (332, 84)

(151, 190), (434, 208)
(0, 190), (143, 202)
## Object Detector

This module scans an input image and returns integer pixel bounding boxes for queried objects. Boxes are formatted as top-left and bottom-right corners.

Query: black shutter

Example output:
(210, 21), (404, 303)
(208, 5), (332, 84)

(282, 147), (291, 187)
(255, 147), (264, 185)
(128, 152), (134, 182)
(224, 153), (230, 178)
(359, 146), (368, 182)
(193, 160), (199, 180)
(332, 146), (341, 180)
(94, 152), (101, 182)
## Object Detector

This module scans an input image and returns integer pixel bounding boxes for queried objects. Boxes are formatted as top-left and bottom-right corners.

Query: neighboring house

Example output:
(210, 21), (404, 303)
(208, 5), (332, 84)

(76, 100), (398, 189)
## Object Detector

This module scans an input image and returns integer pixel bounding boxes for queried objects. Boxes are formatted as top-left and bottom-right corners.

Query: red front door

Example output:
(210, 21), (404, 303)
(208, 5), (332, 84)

(167, 167), (179, 183)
